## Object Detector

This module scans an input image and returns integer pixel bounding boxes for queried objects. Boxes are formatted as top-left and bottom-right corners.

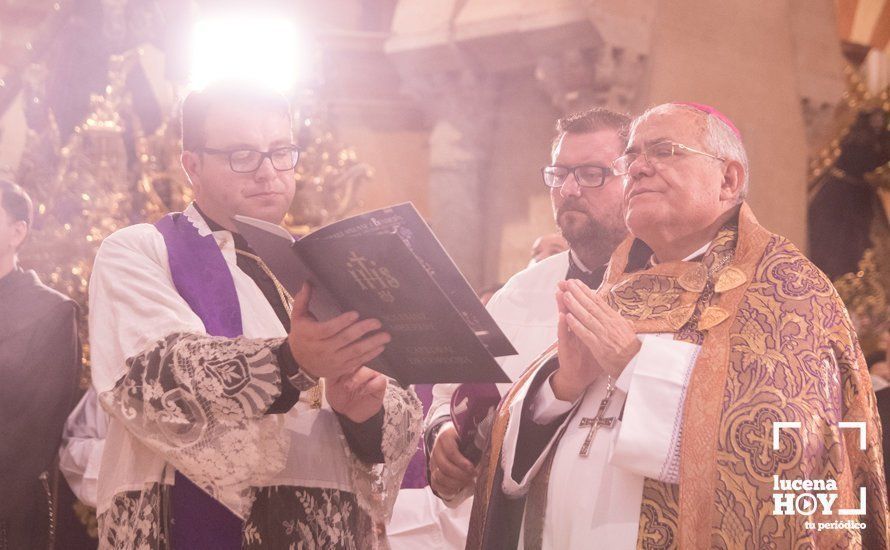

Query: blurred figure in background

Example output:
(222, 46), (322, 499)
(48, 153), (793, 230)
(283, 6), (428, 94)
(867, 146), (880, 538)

(0, 180), (81, 550)
(478, 283), (505, 306)
(59, 387), (109, 510)
(867, 331), (890, 496)
(529, 233), (568, 265)
(410, 108), (630, 549)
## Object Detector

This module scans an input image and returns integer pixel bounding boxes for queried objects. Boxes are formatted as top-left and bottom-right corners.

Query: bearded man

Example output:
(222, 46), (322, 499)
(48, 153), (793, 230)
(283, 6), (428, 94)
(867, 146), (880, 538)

(392, 109), (629, 549)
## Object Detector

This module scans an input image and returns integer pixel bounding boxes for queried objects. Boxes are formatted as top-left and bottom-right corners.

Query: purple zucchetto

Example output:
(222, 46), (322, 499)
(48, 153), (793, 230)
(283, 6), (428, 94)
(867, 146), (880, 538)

(673, 102), (742, 140)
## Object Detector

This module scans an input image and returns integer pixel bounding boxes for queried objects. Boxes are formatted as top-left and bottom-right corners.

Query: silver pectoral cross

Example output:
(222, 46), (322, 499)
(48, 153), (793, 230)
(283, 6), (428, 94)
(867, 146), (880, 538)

(578, 379), (616, 457)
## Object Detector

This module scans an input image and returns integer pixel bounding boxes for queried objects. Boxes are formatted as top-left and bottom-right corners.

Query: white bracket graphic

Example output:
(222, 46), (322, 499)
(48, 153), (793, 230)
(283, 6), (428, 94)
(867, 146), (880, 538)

(772, 421), (801, 450)
(839, 421), (867, 450)
(839, 487), (867, 515)
(772, 421), (868, 515)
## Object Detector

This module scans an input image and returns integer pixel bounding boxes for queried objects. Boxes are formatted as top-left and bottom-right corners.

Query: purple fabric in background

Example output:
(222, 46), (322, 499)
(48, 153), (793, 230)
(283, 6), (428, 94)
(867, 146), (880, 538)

(450, 383), (501, 463)
(401, 383), (434, 488)
(156, 213), (243, 550)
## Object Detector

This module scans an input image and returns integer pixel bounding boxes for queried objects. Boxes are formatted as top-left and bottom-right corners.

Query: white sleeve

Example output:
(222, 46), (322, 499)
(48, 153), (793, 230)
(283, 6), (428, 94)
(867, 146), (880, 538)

(499, 367), (577, 497)
(58, 388), (109, 507)
(88, 225), (289, 517)
(529, 371), (576, 424)
(426, 382), (458, 430)
(88, 225), (207, 393)
(609, 335), (700, 483)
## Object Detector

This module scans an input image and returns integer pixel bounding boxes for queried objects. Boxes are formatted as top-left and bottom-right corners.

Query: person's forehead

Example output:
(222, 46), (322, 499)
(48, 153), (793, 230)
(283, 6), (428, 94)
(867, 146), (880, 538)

(555, 130), (624, 161)
(629, 111), (700, 146)
(204, 102), (292, 142)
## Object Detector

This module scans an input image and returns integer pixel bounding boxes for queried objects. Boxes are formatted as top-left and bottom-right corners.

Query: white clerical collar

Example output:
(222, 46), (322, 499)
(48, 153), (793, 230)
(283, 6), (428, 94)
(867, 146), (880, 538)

(569, 249), (593, 273)
(650, 240), (713, 266)
(183, 202), (238, 262)
(183, 202), (214, 237)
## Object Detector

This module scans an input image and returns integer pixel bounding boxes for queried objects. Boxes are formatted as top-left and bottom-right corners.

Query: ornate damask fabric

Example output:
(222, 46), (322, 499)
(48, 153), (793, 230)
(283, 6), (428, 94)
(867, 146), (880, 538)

(688, 235), (886, 549)
(469, 204), (888, 549)
(603, 204), (889, 549)
(98, 331), (422, 549)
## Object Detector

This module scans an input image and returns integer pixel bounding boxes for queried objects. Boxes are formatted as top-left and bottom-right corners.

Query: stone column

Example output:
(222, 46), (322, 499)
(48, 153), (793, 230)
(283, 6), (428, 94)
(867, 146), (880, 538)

(636, 0), (847, 250)
(386, 0), (617, 285)
(533, 44), (648, 116)
(403, 70), (497, 287)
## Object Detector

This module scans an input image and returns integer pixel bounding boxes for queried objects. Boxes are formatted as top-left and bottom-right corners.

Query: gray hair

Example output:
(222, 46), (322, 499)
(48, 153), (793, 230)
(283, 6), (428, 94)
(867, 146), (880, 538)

(630, 103), (749, 202)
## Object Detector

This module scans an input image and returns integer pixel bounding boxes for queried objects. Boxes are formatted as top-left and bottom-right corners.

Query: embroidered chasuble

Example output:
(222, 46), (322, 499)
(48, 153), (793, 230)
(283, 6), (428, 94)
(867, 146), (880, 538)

(467, 203), (888, 549)
(89, 204), (422, 549)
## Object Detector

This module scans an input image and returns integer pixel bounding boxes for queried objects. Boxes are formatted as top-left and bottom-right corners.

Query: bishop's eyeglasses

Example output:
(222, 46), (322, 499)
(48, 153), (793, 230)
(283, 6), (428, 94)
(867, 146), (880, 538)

(611, 141), (724, 176)
(541, 165), (614, 189)
(200, 145), (301, 173)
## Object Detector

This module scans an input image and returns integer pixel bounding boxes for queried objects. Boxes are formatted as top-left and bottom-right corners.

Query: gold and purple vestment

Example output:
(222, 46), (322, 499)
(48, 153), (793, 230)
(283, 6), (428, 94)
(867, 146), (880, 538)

(470, 204), (888, 549)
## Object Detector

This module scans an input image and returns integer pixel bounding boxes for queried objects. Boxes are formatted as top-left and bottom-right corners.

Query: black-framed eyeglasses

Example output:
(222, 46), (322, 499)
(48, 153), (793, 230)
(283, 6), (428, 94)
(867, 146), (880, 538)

(199, 145), (301, 173)
(541, 165), (613, 189)
(611, 141), (723, 176)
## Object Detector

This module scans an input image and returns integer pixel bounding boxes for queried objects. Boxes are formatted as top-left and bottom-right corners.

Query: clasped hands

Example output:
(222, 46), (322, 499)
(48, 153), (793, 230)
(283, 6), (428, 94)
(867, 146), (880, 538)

(429, 280), (642, 499)
(286, 283), (389, 422)
(551, 279), (641, 402)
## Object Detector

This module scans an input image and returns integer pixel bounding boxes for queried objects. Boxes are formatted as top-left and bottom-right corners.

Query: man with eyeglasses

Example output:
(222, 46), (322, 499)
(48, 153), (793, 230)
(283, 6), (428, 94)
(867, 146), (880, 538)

(409, 109), (630, 549)
(468, 103), (888, 549)
(88, 81), (421, 549)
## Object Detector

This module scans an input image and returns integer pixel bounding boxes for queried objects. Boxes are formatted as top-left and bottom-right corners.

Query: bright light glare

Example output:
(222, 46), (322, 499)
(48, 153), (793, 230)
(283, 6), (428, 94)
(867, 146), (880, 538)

(189, 16), (306, 93)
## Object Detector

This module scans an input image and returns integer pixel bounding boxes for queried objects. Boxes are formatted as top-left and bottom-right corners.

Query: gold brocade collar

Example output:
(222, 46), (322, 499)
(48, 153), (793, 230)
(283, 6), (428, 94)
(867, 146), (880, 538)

(599, 205), (760, 334)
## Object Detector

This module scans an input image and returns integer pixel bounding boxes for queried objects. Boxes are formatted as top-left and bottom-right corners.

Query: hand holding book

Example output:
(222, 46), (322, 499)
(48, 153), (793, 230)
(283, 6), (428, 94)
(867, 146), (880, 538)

(326, 367), (388, 423)
(287, 281), (390, 380)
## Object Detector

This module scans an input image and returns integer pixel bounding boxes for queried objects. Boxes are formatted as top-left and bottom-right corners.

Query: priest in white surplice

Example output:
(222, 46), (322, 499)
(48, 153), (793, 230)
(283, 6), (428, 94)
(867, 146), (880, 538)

(89, 82), (422, 549)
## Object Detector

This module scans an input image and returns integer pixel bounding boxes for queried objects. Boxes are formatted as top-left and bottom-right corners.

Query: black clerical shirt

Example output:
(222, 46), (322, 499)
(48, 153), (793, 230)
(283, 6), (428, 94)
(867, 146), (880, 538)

(565, 250), (607, 289)
(0, 267), (80, 549)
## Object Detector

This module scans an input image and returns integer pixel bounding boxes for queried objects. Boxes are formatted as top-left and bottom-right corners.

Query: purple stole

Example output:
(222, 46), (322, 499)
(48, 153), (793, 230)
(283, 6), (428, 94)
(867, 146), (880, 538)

(401, 384), (433, 488)
(155, 213), (243, 549)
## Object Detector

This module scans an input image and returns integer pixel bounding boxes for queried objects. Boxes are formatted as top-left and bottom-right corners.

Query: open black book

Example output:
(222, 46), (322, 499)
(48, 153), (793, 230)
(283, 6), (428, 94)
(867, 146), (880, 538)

(234, 203), (515, 385)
